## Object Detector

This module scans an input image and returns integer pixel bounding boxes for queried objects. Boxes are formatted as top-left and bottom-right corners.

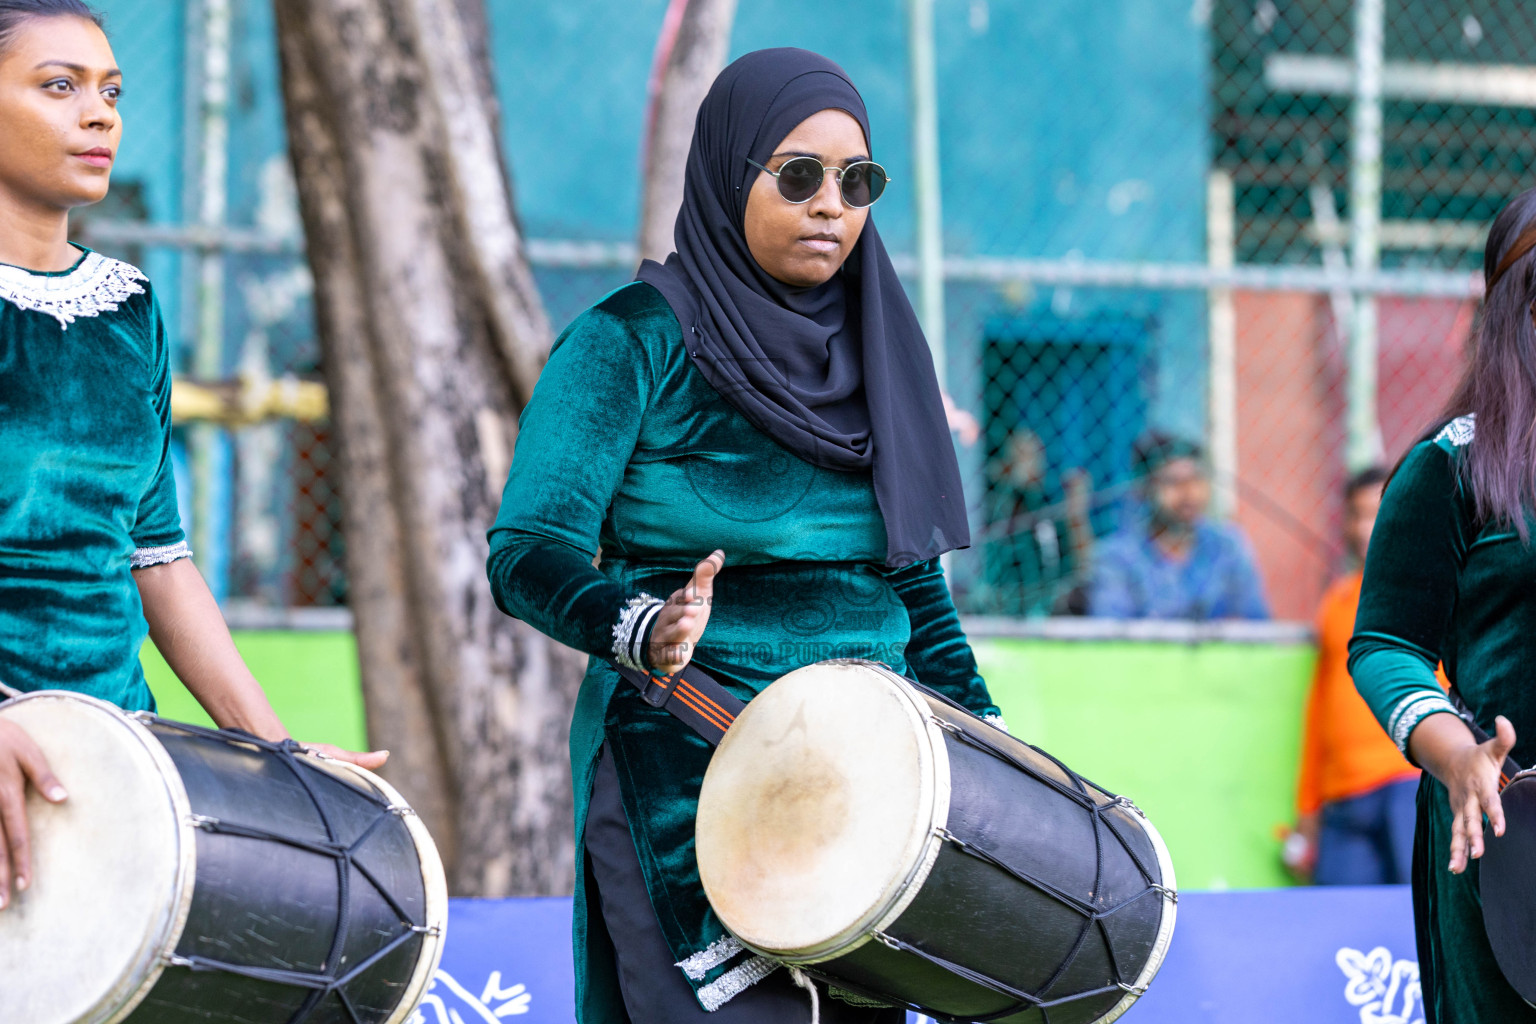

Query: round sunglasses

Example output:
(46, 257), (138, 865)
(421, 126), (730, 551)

(745, 155), (890, 209)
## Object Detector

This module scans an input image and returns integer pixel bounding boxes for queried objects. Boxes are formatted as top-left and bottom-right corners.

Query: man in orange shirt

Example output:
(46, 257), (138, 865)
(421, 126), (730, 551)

(1293, 467), (1427, 884)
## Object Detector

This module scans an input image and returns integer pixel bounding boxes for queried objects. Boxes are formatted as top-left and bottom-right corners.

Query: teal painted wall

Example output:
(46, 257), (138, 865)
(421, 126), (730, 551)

(489, 0), (1209, 260)
(92, 0), (190, 333)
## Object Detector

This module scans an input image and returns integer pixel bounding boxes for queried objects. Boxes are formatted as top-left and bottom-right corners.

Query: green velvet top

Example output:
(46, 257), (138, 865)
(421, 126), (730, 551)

(0, 247), (187, 711)
(1349, 414), (1536, 1020)
(1348, 416), (1525, 761)
(486, 282), (1000, 1017)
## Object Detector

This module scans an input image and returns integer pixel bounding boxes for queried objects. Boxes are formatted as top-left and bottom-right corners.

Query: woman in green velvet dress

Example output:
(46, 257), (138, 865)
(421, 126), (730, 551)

(0, 0), (382, 916)
(487, 49), (1002, 1022)
(1349, 187), (1536, 1022)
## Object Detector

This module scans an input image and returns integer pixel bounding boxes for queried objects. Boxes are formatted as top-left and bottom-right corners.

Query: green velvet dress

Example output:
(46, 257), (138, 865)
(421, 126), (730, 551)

(0, 247), (188, 711)
(1349, 415), (1536, 1022)
(486, 282), (1001, 1019)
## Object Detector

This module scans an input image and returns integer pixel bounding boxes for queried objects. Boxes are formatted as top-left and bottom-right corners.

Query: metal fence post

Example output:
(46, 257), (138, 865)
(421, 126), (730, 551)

(907, 0), (946, 390)
(1207, 170), (1237, 518)
(1348, 0), (1385, 471)
(189, 0), (231, 574)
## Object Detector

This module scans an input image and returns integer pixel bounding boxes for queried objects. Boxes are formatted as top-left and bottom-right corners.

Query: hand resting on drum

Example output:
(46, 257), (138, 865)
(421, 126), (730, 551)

(303, 744), (389, 770)
(647, 550), (725, 676)
(1409, 711), (1517, 874)
(0, 717), (66, 911)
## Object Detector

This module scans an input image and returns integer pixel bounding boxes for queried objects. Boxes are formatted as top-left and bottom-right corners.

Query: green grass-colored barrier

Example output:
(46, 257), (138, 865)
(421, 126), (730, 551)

(145, 632), (1315, 890)
(142, 631), (369, 752)
(975, 639), (1314, 891)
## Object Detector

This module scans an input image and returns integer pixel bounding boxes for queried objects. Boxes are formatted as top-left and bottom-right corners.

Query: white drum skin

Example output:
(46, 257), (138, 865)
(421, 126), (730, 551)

(696, 660), (949, 959)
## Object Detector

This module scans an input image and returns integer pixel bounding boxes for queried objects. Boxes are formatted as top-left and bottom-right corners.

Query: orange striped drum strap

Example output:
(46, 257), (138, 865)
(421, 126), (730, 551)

(614, 662), (746, 746)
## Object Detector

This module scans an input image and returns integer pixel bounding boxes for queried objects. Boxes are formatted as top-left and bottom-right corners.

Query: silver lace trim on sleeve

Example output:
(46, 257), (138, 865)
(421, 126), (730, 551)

(612, 592), (664, 672)
(1387, 692), (1458, 753)
(131, 541), (192, 569)
(983, 713), (1009, 734)
(676, 934), (745, 980)
(696, 955), (779, 1011)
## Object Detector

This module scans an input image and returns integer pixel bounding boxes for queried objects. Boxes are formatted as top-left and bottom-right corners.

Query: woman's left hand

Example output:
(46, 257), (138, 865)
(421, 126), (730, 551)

(304, 743), (390, 771)
(1409, 711), (1515, 873)
(649, 550), (725, 676)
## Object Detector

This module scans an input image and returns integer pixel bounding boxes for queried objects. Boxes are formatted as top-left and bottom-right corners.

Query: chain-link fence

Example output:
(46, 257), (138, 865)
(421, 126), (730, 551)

(947, 0), (1498, 622)
(86, 0), (1509, 623)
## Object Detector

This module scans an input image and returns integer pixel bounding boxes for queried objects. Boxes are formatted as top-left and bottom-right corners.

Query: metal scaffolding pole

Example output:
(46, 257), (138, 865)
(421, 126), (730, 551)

(189, 0), (232, 569)
(1207, 171), (1237, 518)
(907, 0), (947, 389)
(1348, 0), (1385, 471)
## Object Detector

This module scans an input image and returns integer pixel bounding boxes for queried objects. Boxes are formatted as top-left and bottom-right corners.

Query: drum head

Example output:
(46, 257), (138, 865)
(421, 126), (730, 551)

(1482, 773), (1536, 1006)
(696, 661), (948, 958)
(0, 693), (195, 1024)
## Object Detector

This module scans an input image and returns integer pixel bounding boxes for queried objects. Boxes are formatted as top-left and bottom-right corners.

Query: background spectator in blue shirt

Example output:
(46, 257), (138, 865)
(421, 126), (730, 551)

(1089, 432), (1270, 620)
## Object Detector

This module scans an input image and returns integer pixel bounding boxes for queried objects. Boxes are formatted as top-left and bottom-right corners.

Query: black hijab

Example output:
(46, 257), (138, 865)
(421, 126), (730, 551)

(637, 47), (969, 567)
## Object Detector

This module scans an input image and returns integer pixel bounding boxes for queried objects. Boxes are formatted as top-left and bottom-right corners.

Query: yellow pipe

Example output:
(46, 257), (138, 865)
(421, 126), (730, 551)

(170, 375), (330, 426)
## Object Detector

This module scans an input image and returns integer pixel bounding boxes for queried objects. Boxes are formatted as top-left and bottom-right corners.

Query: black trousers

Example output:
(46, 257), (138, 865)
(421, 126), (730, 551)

(585, 743), (907, 1023)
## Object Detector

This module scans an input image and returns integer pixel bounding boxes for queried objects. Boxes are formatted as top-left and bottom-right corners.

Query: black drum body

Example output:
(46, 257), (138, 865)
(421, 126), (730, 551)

(127, 718), (444, 1024)
(696, 660), (1176, 1024)
(0, 692), (446, 1024)
(1482, 769), (1536, 1007)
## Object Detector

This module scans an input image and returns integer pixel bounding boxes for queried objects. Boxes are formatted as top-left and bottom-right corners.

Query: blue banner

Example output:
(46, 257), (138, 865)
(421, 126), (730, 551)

(409, 887), (1421, 1023)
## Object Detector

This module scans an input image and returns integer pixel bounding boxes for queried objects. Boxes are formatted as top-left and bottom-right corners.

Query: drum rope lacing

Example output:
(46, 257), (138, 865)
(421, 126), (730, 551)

(141, 717), (439, 1024)
(802, 716), (1174, 1024)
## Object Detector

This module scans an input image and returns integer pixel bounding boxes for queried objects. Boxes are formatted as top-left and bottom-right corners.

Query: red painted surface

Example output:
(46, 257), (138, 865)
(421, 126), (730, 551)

(1231, 292), (1472, 621)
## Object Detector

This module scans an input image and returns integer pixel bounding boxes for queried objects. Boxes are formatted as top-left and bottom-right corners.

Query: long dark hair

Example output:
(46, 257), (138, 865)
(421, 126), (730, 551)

(0, 0), (101, 54)
(1425, 188), (1536, 538)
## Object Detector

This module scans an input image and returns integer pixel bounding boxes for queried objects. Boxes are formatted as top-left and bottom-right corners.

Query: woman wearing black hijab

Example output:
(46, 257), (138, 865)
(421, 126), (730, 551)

(487, 48), (1002, 1021)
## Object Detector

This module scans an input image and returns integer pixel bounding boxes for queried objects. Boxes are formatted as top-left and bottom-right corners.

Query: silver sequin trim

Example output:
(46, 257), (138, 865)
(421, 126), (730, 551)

(1434, 414), (1476, 448)
(696, 955), (779, 1012)
(131, 541), (192, 569)
(0, 252), (147, 329)
(612, 592), (664, 672)
(676, 934), (745, 981)
(1387, 692), (1457, 752)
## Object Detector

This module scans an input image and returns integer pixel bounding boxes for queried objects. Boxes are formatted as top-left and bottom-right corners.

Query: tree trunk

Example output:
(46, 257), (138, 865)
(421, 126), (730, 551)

(272, 0), (585, 897)
(638, 0), (738, 265)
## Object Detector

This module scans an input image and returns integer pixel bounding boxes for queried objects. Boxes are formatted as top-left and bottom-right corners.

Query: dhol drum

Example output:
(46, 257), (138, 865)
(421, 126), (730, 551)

(0, 691), (447, 1024)
(1481, 768), (1536, 1006)
(695, 660), (1176, 1024)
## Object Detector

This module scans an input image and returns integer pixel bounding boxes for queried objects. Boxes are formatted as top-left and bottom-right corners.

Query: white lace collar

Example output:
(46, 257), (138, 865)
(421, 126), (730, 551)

(0, 251), (147, 329)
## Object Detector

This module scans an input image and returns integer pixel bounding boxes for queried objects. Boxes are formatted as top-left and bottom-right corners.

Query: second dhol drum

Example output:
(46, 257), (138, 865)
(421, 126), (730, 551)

(695, 660), (1176, 1024)
(0, 691), (447, 1024)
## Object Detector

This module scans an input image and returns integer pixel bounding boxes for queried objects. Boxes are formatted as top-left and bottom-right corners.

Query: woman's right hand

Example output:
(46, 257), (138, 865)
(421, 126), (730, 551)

(1409, 711), (1517, 874)
(647, 550), (725, 677)
(0, 718), (67, 910)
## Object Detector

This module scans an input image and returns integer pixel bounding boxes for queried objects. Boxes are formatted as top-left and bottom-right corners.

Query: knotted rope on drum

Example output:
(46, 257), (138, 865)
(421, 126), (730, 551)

(788, 966), (821, 1024)
(803, 715), (1174, 1024)
(145, 719), (438, 1024)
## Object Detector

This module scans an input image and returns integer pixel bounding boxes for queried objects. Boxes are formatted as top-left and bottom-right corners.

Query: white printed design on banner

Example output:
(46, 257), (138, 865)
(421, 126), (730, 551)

(1337, 947), (1423, 1024)
(409, 969), (532, 1022)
